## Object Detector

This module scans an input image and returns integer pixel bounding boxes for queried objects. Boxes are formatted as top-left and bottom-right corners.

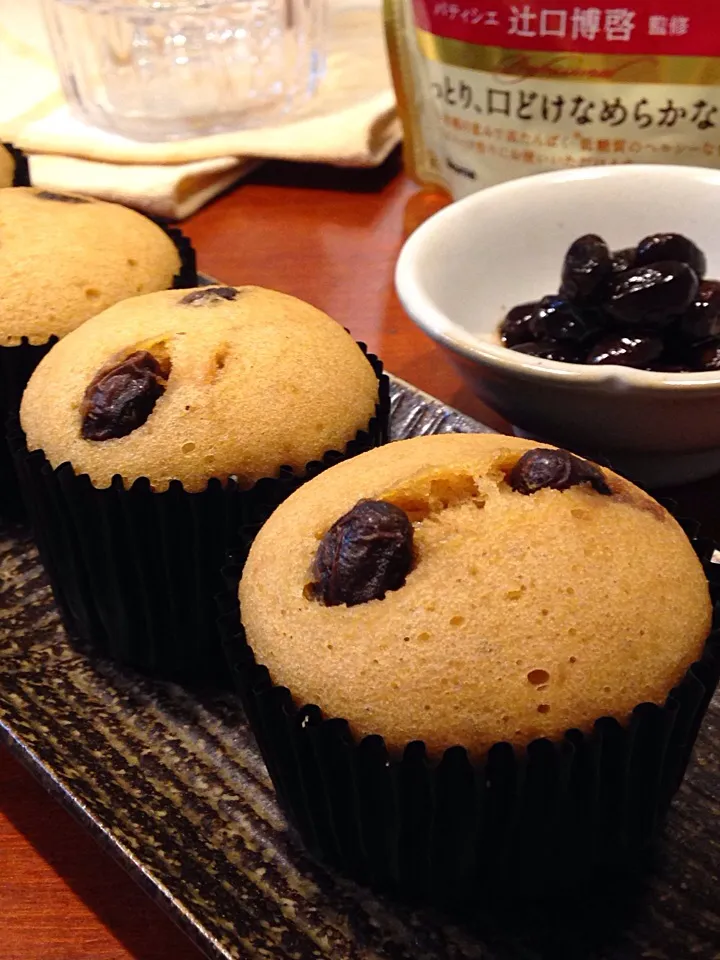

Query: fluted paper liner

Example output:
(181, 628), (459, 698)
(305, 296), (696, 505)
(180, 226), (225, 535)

(221, 520), (720, 904)
(3, 141), (30, 187)
(0, 338), (57, 517)
(0, 222), (197, 519)
(10, 348), (388, 686)
(150, 217), (198, 291)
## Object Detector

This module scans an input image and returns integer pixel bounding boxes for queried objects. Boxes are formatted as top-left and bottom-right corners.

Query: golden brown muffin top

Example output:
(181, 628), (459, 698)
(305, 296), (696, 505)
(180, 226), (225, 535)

(240, 433), (711, 759)
(21, 285), (380, 492)
(0, 187), (181, 345)
(0, 146), (14, 188)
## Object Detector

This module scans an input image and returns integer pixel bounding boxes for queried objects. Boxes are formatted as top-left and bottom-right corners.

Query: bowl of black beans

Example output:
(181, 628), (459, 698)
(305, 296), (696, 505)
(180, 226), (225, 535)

(501, 232), (720, 372)
(396, 164), (720, 486)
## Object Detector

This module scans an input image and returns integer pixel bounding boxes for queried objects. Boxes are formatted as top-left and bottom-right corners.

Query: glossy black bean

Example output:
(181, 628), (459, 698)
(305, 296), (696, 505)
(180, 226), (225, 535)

(635, 233), (706, 278)
(560, 234), (612, 302)
(606, 261), (699, 327)
(611, 247), (636, 275)
(310, 500), (414, 606)
(81, 351), (170, 441)
(677, 279), (720, 342)
(508, 448), (610, 495)
(529, 295), (600, 342)
(687, 338), (720, 372)
(586, 333), (664, 368)
(499, 301), (537, 346)
(654, 329), (692, 368)
(511, 341), (584, 362)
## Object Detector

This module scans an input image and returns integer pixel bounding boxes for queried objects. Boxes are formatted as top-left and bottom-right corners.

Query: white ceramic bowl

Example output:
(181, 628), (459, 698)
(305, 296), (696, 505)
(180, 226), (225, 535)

(396, 164), (720, 487)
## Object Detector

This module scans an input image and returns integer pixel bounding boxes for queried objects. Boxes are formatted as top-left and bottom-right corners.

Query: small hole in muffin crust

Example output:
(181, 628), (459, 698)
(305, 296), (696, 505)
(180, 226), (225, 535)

(127, 258), (138, 267)
(603, 685), (611, 693)
(537, 703), (551, 714)
(528, 668), (550, 686)
(212, 345), (229, 375)
(85, 288), (100, 300)
(384, 472), (485, 523)
(182, 441), (195, 454)
(449, 615), (465, 627)
(569, 655), (577, 664)
(417, 631), (430, 643)
(429, 475), (482, 509)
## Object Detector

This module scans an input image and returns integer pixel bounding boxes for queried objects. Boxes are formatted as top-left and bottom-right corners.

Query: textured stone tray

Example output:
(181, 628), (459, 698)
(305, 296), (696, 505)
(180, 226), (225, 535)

(2, 376), (720, 960)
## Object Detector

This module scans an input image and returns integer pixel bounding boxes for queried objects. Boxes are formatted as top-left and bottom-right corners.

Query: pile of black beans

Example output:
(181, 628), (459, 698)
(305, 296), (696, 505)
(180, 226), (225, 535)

(499, 233), (720, 371)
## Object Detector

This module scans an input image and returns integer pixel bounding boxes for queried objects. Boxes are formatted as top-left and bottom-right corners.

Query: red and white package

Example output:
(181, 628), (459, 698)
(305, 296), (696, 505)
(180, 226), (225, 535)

(385, 0), (720, 197)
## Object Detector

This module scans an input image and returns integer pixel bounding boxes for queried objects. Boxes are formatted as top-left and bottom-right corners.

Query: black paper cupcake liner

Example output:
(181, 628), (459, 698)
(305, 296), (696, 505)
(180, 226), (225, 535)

(2, 142), (31, 187)
(221, 520), (720, 905)
(152, 217), (198, 290)
(10, 348), (388, 686)
(0, 222), (197, 519)
(0, 338), (58, 518)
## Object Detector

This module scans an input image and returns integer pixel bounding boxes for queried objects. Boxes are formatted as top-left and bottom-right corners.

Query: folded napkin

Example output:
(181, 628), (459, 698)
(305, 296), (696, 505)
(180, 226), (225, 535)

(0, 0), (400, 218)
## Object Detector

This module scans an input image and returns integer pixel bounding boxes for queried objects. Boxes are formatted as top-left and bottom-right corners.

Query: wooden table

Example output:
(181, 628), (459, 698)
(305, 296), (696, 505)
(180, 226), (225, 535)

(2, 154), (719, 960)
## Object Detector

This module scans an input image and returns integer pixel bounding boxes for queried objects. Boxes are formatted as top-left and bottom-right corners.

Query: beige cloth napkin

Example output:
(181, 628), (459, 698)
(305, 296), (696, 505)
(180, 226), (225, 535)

(0, 0), (400, 218)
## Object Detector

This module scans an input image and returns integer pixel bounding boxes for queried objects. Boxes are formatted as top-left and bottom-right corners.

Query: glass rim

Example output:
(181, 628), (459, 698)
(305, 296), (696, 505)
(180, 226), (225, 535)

(44, 0), (266, 11)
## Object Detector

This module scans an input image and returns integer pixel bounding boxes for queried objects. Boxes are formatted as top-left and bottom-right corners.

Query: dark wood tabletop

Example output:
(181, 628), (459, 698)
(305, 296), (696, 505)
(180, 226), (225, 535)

(2, 154), (719, 960)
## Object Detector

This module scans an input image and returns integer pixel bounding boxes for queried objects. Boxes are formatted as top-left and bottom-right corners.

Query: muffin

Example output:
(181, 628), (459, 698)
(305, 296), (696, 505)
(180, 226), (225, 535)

(0, 187), (190, 348)
(231, 433), (719, 900)
(15, 285), (388, 683)
(0, 186), (195, 516)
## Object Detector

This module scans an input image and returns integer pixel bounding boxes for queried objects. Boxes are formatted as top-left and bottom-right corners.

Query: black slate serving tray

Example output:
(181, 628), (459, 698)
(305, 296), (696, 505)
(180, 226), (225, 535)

(2, 374), (720, 960)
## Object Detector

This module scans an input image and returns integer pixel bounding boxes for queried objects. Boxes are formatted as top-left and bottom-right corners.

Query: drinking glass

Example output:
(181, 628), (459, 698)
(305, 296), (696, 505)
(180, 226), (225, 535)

(42, 0), (327, 140)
